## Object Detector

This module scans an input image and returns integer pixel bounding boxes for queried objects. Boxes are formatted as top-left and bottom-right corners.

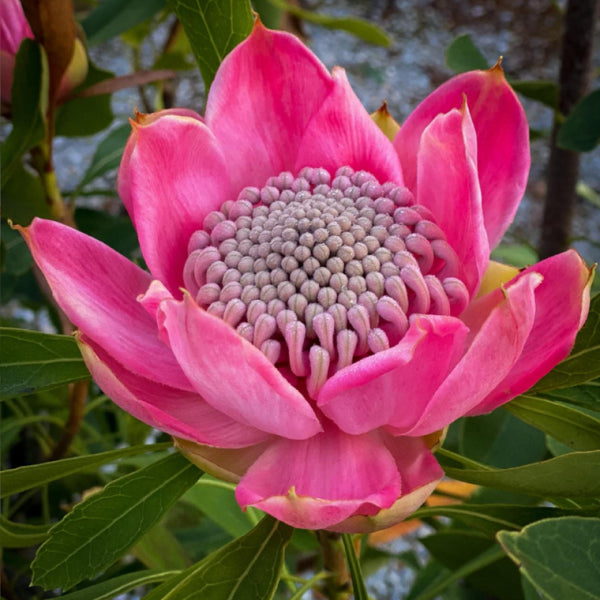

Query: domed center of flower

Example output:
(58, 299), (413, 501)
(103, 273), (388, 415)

(184, 166), (469, 398)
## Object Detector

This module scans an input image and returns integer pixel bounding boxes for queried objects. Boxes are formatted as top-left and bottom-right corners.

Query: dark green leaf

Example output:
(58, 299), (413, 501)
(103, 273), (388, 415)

(1, 161), (50, 225)
(0, 515), (50, 548)
(532, 292), (600, 392)
(342, 534), (368, 600)
(57, 570), (179, 600)
(1, 442), (170, 498)
(445, 34), (489, 73)
(557, 89), (600, 152)
(0, 327), (89, 401)
(1, 39), (47, 190)
(411, 504), (600, 538)
(75, 207), (139, 258)
(511, 80), (559, 110)
(132, 523), (191, 570)
(444, 450), (600, 498)
(504, 395), (600, 451)
(31, 452), (201, 591)
(542, 381), (600, 411)
(54, 62), (115, 137)
(267, 0), (391, 46)
(82, 0), (167, 46)
(1, 223), (33, 276)
(498, 517), (600, 600)
(171, 0), (254, 91)
(142, 515), (293, 600)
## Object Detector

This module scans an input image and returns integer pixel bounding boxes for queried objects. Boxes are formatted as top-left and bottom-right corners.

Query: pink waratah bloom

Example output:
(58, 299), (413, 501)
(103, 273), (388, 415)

(0, 0), (88, 108)
(21, 23), (591, 532)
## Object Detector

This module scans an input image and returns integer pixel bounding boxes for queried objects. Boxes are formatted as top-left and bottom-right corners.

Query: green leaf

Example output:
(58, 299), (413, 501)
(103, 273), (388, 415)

(497, 517), (600, 600)
(411, 504), (600, 538)
(557, 88), (600, 152)
(267, 0), (391, 47)
(444, 450), (600, 498)
(1, 39), (47, 191)
(142, 515), (293, 600)
(75, 124), (132, 191)
(57, 570), (179, 600)
(31, 452), (201, 591)
(1, 222), (33, 276)
(445, 34), (489, 73)
(54, 62), (115, 137)
(0, 328), (89, 401)
(82, 0), (167, 46)
(342, 534), (369, 600)
(542, 381), (600, 411)
(132, 523), (191, 570)
(0, 442), (170, 499)
(75, 207), (139, 258)
(505, 395), (600, 451)
(491, 243), (539, 268)
(511, 80), (559, 110)
(532, 292), (600, 393)
(171, 0), (254, 91)
(0, 515), (50, 548)
(1, 161), (50, 225)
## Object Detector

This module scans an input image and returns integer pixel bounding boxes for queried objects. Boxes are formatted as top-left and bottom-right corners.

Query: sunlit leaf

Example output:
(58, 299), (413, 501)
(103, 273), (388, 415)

(142, 515), (293, 600)
(498, 517), (600, 600)
(31, 452), (201, 591)
(0, 328), (89, 401)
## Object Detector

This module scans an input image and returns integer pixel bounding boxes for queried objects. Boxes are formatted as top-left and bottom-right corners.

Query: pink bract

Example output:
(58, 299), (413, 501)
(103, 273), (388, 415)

(22, 22), (591, 532)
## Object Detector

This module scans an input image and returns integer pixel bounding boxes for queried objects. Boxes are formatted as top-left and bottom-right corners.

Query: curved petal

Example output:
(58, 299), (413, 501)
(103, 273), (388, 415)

(394, 66), (530, 248)
(235, 426), (401, 530)
(415, 105), (489, 294)
(469, 250), (592, 414)
(318, 316), (468, 435)
(157, 293), (323, 440)
(0, 0), (33, 54)
(79, 335), (270, 448)
(405, 271), (543, 435)
(20, 219), (192, 391)
(205, 22), (333, 193)
(295, 68), (404, 184)
(330, 435), (443, 533)
(118, 112), (232, 295)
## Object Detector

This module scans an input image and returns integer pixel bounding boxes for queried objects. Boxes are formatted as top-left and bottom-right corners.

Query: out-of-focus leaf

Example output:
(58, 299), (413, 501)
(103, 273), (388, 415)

(444, 450), (600, 498)
(460, 410), (547, 468)
(31, 452), (201, 591)
(531, 293), (600, 393)
(505, 395), (600, 451)
(411, 504), (600, 538)
(1, 223), (33, 276)
(1, 162), (50, 225)
(132, 522), (191, 570)
(56, 570), (179, 600)
(72, 69), (176, 99)
(490, 243), (538, 268)
(75, 208), (139, 259)
(557, 89), (600, 152)
(1, 39), (47, 190)
(82, 0), (167, 46)
(142, 515), (292, 600)
(542, 381), (600, 411)
(251, 0), (282, 29)
(55, 62), (114, 137)
(0, 515), (50, 548)
(497, 517), (600, 600)
(171, 0), (254, 91)
(0, 328), (89, 401)
(576, 181), (600, 208)
(445, 34), (489, 73)
(0, 442), (170, 498)
(75, 124), (131, 190)
(511, 80), (559, 110)
(267, 0), (391, 46)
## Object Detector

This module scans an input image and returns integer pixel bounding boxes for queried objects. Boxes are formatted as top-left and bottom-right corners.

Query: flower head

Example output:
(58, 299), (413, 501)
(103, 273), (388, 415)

(21, 23), (591, 532)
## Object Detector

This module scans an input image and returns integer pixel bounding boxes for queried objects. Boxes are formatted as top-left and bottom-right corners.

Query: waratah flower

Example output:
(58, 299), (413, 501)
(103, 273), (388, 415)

(0, 0), (88, 109)
(21, 22), (591, 532)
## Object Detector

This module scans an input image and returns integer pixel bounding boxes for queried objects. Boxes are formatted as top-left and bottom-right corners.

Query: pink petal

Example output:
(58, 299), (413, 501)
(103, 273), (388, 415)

(394, 67), (530, 248)
(330, 435), (443, 533)
(469, 250), (592, 414)
(157, 294), (323, 440)
(294, 67), (404, 184)
(20, 219), (192, 391)
(0, 0), (33, 54)
(415, 105), (489, 294)
(318, 316), (468, 435)
(406, 271), (543, 435)
(235, 425), (401, 530)
(205, 22), (333, 193)
(78, 335), (270, 448)
(118, 112), (231, 295)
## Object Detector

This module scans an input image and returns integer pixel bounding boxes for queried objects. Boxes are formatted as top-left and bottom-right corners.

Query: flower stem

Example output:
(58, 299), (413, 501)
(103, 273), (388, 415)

(316, 530), (352, 600)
